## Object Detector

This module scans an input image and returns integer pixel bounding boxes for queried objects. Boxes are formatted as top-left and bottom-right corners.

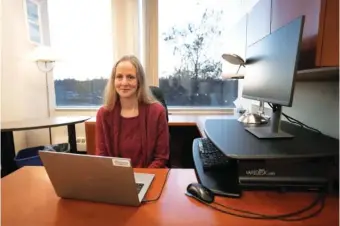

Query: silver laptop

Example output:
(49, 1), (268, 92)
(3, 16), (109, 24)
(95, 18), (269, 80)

(39, 151), (154, 207)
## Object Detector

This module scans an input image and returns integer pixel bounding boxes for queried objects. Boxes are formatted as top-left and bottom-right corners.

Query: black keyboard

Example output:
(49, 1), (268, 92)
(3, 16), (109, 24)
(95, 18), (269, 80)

(136, 183), (144, 194)
(198, 138), (230, 171)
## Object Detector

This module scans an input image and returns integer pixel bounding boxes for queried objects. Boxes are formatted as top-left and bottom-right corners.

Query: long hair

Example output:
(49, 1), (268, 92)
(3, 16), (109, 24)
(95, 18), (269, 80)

(103, 55), (157, 111)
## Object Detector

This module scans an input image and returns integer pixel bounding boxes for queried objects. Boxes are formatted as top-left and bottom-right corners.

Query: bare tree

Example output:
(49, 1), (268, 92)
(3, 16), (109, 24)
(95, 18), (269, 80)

(163, 8), (223, 87)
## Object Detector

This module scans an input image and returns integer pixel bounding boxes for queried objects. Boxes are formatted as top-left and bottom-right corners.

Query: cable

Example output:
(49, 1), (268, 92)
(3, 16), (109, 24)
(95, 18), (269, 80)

(142, 169), (171, 203)
(145, 166), (326, 221)
(186, 192), (326, 221)
(212, 196), (324, 221)
(213, 192), (325, 221)
(267, 103), (322, 134)
(286, 116), (321, 133)
(278, 198), (325, 222)
(282, 113), (321, 134)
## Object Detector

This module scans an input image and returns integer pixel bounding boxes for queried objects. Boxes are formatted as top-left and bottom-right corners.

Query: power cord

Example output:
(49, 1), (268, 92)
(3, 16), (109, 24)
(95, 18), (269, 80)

(186, 192), (326, 221)
(142, 167), (326, 221)
(142, 169), (171, 203)
(268, 103), (322, 134)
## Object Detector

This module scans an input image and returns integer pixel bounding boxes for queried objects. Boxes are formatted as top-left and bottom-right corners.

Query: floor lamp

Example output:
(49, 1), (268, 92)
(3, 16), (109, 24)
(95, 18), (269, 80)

(221, 53), (268, 124)
(31, 46), (57, 144)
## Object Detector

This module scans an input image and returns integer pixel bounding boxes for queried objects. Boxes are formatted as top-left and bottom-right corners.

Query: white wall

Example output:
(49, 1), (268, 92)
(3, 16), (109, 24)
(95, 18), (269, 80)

(283, 82), (339, 138)
(1, 0), (61, 151)
(251, 82), (339, 139)
(2, 0), (35, 151)
(0, 0), (88, 149)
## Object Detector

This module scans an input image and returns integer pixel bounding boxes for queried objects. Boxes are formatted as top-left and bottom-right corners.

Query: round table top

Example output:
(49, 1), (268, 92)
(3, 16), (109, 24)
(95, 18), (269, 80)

(1, 116), (91, 132)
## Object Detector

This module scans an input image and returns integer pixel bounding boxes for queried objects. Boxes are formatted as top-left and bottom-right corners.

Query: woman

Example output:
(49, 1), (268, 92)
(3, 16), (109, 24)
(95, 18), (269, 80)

(95, 55), (169, 168)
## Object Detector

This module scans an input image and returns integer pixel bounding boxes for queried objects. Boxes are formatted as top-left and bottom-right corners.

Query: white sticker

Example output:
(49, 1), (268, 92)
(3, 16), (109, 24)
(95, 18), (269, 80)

(112, 158), (131, 167)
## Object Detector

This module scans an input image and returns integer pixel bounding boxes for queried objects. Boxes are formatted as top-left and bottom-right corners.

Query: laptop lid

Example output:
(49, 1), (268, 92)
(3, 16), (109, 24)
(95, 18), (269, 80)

(39, 151), (148, 206)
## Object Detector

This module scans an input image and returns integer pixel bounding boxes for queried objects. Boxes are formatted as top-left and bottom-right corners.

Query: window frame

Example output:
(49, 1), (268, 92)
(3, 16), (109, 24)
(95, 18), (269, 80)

(24, 0), (44, 45)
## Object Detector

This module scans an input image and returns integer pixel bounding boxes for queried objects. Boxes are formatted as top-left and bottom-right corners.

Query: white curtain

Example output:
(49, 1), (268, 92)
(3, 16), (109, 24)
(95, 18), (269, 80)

(111, 0), (140, 61)
(139, 0), (159, 86)
(111, 0), (158, 86)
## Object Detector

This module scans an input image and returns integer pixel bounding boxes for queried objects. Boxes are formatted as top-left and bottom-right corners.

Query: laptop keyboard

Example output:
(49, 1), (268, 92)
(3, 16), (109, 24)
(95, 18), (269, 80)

(136, 183), (144, 194)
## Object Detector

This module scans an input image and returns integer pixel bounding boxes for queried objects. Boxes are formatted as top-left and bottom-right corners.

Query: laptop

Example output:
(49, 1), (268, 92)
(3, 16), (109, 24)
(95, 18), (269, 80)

(39, 151), (155, 206)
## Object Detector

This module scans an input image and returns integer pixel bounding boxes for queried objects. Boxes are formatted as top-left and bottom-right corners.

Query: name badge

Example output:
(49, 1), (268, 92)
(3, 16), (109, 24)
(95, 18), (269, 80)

(112, 158), (131, 167)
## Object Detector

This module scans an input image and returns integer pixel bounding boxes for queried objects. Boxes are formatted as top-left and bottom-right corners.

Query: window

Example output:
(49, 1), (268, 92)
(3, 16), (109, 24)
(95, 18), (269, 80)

(47, 0), (246, 109)
(25, 0), (43, 44)
(158, 0), (243, 108)
(47, 0), (113, 107)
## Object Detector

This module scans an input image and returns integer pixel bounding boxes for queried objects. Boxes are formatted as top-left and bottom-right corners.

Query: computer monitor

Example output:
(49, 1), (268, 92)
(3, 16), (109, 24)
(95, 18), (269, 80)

(242, 16), (305, 139)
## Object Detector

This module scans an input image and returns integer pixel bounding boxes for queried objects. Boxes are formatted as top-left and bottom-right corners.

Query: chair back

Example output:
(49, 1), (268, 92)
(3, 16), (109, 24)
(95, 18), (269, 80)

(149, 86), (169, 122)
(149, 86), (171, 167)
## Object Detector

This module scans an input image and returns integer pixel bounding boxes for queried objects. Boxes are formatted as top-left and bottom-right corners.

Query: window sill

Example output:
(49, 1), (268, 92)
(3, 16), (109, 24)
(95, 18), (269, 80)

(55, 106), (100, 111)
(169, 108), (235, 115)
(54, 107), (236, 115)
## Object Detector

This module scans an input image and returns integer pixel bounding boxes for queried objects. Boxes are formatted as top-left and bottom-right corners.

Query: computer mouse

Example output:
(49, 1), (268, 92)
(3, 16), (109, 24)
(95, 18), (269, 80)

(186, 183), (215, 203)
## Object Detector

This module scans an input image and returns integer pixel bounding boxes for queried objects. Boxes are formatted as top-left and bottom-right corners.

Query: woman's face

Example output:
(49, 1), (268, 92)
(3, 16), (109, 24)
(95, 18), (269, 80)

(114, 61), (138, 99)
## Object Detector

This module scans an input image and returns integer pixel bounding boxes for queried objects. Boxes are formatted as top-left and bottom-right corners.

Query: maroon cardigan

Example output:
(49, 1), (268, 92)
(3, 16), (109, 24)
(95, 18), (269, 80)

(95, 101), (169, 168)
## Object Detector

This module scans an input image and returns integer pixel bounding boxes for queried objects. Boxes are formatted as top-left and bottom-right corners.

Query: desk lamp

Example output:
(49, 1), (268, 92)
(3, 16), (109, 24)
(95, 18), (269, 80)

(221, 53), (268, 124)
(221, 53), (245, 79)
(31, 46), (58, 144)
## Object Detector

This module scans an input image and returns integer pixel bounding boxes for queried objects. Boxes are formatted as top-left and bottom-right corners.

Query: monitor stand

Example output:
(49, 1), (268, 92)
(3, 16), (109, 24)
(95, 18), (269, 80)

(245, 104), (294, 139)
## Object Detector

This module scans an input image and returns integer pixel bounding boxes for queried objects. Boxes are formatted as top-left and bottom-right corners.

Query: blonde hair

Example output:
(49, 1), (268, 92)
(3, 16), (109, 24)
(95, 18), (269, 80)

(103, 55), (157, 111)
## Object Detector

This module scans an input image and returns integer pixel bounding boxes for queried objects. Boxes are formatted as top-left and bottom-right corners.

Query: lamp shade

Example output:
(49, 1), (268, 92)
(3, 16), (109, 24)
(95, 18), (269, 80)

(30, 46), (59, 62)
(222, 53), (245, 65)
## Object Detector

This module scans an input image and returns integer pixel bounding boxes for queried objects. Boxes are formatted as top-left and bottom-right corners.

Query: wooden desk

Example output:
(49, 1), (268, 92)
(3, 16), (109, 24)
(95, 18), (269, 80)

(1, 167), (338, 226)
(1, 116), (90, 177)
(85, 115), (234, 156)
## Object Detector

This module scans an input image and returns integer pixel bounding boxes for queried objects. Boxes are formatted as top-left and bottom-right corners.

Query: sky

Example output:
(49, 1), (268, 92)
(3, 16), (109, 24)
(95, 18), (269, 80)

(47, 0), (250, 81)
(158, 0), (245, 78)
(48, 0), (113, 80)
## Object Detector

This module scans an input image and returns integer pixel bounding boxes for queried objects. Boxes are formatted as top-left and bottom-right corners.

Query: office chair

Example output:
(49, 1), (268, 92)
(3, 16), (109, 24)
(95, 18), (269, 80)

(149, 86), (169, 122)
(149, 86), (171, 168)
